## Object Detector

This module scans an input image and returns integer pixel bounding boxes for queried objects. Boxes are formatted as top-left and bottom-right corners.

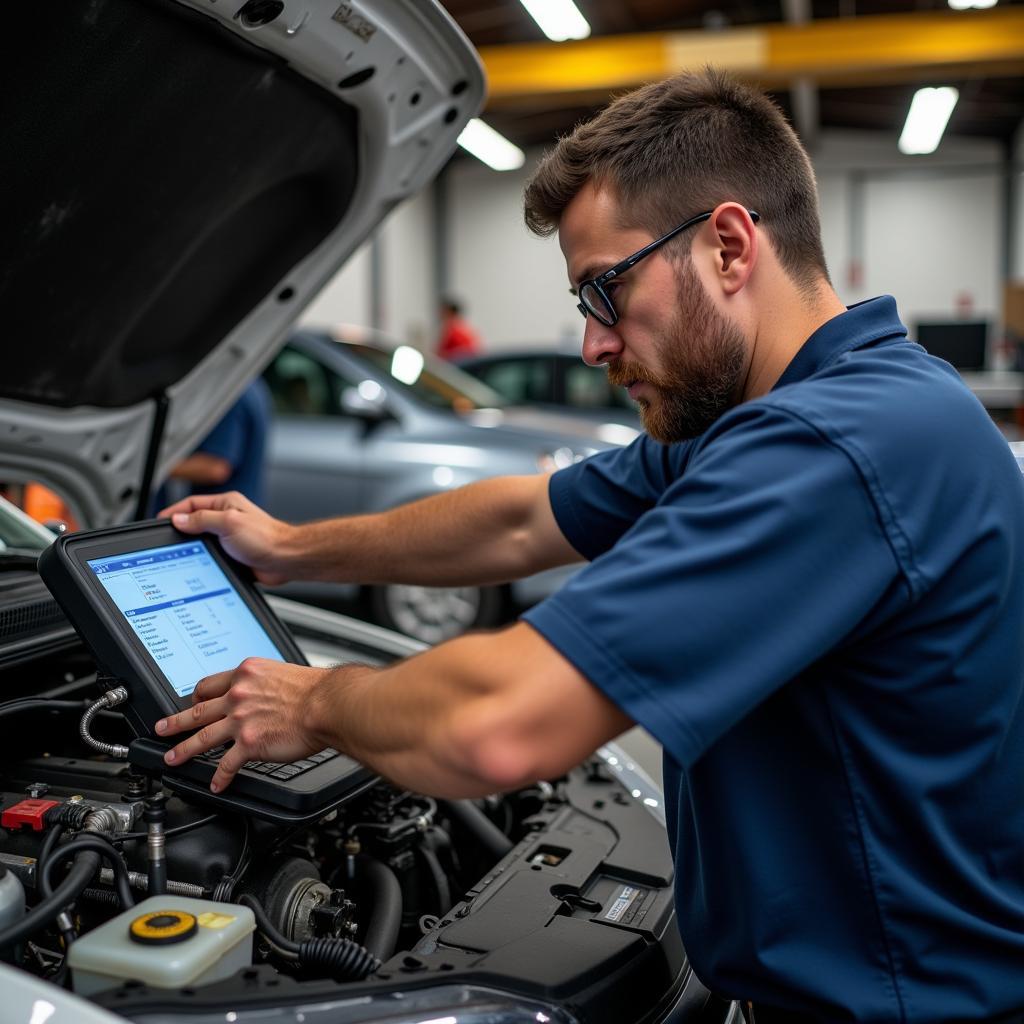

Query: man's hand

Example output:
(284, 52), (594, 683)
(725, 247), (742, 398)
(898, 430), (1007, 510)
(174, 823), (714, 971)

(154, 658), (336, 793)
(158, 491), (297, 586)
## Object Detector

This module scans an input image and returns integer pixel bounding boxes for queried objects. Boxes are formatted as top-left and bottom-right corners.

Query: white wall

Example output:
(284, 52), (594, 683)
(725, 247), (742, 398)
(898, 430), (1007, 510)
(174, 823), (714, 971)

(298, 190), (436, 345)
(301, 126), (1022, 356)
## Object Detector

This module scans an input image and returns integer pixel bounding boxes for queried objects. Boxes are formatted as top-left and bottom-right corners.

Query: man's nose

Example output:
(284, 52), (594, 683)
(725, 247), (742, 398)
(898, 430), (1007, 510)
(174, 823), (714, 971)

(581, 316), (624, 367)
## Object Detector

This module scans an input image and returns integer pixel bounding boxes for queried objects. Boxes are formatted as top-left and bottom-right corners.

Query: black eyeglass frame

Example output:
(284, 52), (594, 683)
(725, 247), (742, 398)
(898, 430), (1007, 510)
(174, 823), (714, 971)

(575, 208), (761, 326)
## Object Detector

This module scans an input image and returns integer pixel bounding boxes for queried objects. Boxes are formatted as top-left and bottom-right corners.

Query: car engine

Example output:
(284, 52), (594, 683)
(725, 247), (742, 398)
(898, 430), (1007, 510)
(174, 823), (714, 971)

(0, 603), (707, 1024)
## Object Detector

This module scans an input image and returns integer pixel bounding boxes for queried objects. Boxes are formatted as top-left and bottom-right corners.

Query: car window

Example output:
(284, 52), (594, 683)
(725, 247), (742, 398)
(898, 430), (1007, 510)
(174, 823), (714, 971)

(347, 344), (505, 412)
(265, 347), (344, 416)
(564, 362), (637, 411)
(0, 493), (58, 551)
(474, 359), (553, 405)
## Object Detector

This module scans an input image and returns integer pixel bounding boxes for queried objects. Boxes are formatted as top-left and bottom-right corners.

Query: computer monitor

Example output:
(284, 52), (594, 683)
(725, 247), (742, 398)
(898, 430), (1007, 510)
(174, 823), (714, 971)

(915, 321), (988, 371)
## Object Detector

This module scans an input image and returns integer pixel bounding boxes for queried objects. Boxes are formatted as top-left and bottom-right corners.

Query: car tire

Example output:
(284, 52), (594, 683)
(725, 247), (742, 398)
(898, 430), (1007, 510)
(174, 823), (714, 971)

(368, 583), (508, 644)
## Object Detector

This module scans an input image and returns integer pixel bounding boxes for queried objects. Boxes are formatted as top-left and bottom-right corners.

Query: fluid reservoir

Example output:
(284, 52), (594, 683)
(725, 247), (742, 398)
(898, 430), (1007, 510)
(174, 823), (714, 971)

(0, 861), (25, 961)
(67, 895), (255, 996)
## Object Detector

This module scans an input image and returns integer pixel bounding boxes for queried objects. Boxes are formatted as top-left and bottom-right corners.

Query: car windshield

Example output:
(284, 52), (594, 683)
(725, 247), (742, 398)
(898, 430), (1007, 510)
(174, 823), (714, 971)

(0, 495), (53, 555)
(348, 344), (507, 413)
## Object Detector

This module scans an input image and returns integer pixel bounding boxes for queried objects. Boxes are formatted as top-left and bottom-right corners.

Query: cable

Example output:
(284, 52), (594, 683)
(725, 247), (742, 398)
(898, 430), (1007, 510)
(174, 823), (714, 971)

(79, 687), (129, 759)
(0, 850), (101, 949)
(109, 813), (218, 846)
(237, 894), (380, 980)
(42, 836), (134, 911)
(0, 698), (88, 721)
(36, 825), (74, 950)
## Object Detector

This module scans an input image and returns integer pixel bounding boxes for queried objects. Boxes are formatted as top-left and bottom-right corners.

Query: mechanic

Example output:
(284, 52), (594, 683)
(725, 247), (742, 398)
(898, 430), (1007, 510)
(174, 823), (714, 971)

(157, 69), (1024, 1023)
(158, 378), (272, 509)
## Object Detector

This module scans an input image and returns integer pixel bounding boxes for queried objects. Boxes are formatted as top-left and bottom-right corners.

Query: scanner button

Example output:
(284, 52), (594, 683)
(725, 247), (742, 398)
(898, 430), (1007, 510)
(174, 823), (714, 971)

(291, 760), (316, 771)
(271, 765), (302, 779)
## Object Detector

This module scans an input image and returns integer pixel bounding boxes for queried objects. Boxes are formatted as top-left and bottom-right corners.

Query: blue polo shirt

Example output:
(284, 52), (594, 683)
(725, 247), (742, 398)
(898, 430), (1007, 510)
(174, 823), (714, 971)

(194, 379), (272, 505)
(523, 297), (1024, 1023)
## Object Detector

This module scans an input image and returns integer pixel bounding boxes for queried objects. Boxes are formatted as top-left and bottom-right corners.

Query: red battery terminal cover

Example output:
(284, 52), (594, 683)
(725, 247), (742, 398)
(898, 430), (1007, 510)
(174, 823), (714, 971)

(2, 799), (61, 831)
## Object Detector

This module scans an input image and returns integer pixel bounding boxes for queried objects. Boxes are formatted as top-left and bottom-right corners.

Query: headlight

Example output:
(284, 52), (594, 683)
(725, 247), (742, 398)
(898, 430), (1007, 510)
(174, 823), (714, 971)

(128, 983), (581, 1023)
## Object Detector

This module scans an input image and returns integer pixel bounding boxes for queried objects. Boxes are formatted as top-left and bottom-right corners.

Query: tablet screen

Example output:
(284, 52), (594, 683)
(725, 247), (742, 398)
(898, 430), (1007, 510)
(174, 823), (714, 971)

(87, 539), (285, 698)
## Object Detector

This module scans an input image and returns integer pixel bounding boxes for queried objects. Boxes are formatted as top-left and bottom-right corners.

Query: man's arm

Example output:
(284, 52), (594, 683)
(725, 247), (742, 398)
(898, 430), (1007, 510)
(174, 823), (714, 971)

(156, 621), (633, 798)
(168, 452), (232, 486)
(161, 474), (580, 588)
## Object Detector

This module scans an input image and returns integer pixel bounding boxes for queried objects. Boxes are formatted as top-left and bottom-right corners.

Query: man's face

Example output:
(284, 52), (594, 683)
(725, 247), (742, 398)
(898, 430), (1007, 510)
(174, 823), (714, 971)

(560, 183), (748, 442)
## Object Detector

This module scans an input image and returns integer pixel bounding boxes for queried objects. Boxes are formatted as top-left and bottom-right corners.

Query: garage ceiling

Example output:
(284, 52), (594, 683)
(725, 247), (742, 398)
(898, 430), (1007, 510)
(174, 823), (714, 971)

(438, 1), (1024, 151)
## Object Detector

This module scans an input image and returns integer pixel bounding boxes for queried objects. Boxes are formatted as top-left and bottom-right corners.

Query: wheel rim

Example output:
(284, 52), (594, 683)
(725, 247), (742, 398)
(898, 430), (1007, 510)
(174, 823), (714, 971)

(383, 585), (483, 644)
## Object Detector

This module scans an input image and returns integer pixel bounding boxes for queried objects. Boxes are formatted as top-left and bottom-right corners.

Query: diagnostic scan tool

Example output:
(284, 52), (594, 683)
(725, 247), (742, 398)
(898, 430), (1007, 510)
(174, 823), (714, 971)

(39, 521), (372, 823)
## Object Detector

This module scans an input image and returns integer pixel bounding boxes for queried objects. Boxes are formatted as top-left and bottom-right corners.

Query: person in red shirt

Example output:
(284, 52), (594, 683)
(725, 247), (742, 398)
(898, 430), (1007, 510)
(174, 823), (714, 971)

(436, 297), (482, 361)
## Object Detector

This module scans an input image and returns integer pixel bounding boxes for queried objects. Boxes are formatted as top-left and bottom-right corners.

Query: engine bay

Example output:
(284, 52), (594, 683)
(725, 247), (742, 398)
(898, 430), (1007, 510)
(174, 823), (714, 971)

(0, 635), (709, 1024)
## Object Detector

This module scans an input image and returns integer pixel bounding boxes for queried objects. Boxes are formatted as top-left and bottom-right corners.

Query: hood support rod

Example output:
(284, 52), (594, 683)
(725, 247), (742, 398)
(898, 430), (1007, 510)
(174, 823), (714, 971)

(134, 392), (170, 521)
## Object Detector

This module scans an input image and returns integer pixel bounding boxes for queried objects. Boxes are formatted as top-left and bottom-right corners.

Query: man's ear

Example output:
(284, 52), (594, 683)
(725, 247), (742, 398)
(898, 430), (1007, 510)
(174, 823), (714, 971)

(706, 203), (758, 296)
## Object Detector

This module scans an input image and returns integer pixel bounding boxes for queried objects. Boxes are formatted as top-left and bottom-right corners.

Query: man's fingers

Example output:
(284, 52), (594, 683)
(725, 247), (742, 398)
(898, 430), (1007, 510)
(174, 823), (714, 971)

(191, 671), (235, 704)
(209, 746), (249, 793)
(162, 715), (234, 768)
(158, 493), (237, 520)
(155, 695), (228, 737)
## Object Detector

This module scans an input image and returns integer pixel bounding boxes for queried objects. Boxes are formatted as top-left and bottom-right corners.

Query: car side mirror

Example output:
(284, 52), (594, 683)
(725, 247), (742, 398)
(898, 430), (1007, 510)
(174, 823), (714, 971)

(339, 385), (388, 421)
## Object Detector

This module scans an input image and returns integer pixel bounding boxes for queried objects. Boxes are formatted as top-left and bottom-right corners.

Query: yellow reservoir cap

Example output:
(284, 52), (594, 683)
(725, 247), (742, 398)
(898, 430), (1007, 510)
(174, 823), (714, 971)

(129, 909), (198, 945)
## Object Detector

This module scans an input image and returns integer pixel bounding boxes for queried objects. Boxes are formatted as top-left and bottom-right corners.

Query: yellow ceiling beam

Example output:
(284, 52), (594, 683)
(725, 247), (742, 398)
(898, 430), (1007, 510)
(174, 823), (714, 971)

(478, 8), (1024, 107)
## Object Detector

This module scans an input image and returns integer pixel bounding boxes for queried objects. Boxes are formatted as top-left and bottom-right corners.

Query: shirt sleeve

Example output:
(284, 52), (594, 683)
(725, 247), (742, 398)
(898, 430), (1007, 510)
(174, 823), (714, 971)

(196, 403), (246, 467)
(525, 402), (905, 767)
(549, 432), (697, 561)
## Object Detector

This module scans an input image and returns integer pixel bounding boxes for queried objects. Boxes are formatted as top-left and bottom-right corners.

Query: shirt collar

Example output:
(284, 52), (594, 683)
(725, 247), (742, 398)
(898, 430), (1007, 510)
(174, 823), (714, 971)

(772, 295), (908, 391)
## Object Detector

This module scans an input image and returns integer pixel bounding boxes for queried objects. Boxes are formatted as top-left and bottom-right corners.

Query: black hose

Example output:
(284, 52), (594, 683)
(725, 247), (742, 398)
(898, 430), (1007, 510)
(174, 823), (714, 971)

(42, 837), (134, 911)
(440, 799), (514, 860)
(0, 698), (88, 720)
(298, 937), (379, 980)
(37, 825), (75, 949)
(415, 840), (451, 919)
(0, 851), (101, 949)
(238, 892), (299, 953)
(357, 856), (403, 961)
(237, 894), (380, 979)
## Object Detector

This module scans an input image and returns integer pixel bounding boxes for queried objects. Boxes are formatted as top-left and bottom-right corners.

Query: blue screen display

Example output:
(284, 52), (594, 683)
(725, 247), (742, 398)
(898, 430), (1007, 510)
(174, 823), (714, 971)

(87, 540), (285, 699)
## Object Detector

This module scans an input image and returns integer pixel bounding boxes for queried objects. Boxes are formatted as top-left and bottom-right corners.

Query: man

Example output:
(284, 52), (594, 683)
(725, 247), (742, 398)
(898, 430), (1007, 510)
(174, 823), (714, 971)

(158, 69), (1024, 1022)
(158, 378), (272, 509)
(435, 296), (482, 360)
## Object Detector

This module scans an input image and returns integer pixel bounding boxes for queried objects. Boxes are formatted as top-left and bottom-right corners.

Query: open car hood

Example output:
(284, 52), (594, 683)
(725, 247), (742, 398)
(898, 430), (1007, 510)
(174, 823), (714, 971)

(0, 0), (483, 527)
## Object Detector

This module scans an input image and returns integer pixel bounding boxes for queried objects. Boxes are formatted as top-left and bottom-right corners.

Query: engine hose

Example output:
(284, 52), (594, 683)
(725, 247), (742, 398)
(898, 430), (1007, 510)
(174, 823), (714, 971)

(237, 894), (380, 978)
(0, 851), (101, 949)
(440, 799), (514, 860)
(415, 841), (451, 919)
(357, 856), (402, 962)
(298, 937), (380, 981)
(42, 837), (134, 911)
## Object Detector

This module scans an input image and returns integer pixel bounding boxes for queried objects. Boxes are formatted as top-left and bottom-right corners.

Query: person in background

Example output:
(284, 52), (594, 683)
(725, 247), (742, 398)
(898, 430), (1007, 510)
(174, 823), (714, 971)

(435, 296), (482, 361)
(162, 378), (272, 508)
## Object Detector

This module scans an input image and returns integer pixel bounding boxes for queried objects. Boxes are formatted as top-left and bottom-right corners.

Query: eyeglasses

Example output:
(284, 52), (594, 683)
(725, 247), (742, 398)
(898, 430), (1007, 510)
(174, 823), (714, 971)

(575, 208), (761, 327)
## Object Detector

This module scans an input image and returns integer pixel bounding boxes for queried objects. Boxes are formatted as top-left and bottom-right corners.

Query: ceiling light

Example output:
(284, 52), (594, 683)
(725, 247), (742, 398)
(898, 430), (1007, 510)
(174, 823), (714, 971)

(519, 0), (591, 41)
(898, 86), (959, 155)
(457, 119), (525, 171)
(948, 0), (997, 9)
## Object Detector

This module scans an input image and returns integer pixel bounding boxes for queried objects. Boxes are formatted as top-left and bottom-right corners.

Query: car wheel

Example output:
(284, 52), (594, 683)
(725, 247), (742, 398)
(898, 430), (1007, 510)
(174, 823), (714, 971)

(369, 583), (507, 644)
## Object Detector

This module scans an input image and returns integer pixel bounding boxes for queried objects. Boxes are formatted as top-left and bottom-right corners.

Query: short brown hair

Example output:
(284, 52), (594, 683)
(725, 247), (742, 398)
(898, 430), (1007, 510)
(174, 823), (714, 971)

(524, 67), (830, 292)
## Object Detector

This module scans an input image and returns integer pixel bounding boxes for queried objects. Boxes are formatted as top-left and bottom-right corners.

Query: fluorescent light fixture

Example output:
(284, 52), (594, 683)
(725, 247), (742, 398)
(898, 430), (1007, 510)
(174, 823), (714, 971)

(519, 0), (591, 41)
(948, 0), (997, 9)
(898, 86), (959, 155)
(457, 119), (525, 171)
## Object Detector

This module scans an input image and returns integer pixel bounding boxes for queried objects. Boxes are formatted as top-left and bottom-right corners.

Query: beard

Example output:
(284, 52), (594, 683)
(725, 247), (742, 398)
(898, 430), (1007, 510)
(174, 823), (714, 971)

(606, 259), (747, 443)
